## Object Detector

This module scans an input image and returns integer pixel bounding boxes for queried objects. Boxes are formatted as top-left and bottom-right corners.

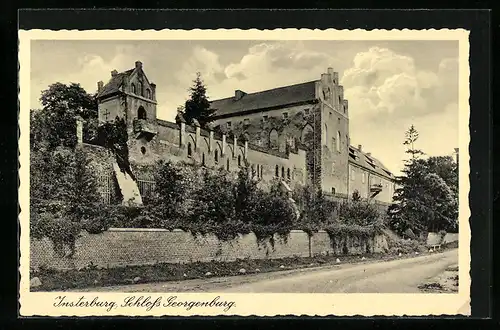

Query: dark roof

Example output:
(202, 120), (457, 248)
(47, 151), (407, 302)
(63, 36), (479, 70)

(209, 80), (318, 117)
(97, 69), (134, 99)
(348, 145), (395, 180)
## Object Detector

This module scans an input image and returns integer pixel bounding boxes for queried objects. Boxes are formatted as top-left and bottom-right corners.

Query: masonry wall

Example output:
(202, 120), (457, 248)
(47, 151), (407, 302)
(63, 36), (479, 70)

(98, 95), (123, 123)
(30, 228), (389, 270)
(126, 120), (308, 190)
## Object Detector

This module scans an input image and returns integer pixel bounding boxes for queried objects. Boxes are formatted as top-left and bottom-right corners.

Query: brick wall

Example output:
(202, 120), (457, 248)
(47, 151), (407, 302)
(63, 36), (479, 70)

(30, 228), (388, 270)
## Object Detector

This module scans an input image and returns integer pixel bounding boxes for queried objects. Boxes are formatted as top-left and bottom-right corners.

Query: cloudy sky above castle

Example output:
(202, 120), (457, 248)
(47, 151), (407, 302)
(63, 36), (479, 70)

(30, 40), (459, 175)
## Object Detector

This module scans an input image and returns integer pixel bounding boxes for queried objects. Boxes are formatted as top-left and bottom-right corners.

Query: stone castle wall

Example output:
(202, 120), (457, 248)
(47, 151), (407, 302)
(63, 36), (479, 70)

(30, 228), (389, 270)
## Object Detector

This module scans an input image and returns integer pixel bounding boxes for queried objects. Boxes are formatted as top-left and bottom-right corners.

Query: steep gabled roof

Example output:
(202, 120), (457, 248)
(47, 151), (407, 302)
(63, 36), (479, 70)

(348, 145), (395, 180)
(209, 80), (318, 117)
(97, 69), (134, 99)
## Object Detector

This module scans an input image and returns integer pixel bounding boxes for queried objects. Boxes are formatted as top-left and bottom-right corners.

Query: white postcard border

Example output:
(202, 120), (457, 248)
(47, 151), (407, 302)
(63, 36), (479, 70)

(18, 28), (471, 317)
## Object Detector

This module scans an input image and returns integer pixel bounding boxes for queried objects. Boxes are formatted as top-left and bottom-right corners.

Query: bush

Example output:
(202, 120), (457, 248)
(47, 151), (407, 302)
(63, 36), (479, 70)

(250, 186), (296, 249)
(293, 184), (339, 237)
(34, 212), (82, 257)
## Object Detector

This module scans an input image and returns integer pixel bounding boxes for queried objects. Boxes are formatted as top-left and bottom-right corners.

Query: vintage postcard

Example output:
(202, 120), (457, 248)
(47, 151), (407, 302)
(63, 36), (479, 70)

(19, 28), (471, 316)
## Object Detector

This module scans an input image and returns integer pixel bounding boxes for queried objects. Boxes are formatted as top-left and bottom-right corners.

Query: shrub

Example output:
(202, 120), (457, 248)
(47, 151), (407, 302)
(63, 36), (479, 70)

(250, 185), (296, 249)
(34, 211), (82, 257)
(293, 184), (339, 237)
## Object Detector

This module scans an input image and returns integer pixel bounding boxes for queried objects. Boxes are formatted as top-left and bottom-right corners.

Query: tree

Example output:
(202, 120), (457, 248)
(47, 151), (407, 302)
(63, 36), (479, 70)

(31, 82), (98, 149)
(182, 72), (214, 127)
(424, 156), (458, 196)
(388, 128), (458, 235)
(403, 125), (424, 161)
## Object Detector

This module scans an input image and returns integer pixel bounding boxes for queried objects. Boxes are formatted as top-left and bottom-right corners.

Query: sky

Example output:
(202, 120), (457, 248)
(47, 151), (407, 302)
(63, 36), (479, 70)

(30, 39), (460, 175)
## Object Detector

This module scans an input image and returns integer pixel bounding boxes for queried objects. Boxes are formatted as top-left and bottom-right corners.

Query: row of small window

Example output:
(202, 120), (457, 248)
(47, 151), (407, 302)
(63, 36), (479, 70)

(275, 165), (292, 181)
(131, 82), (152, 99)
(226, 109), (312, 128)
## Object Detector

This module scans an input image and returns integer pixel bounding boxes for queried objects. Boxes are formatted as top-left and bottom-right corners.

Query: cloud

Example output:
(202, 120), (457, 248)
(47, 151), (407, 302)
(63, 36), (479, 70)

(341, 47), (458, 121)
(224, 41), (337, 81)
(160, 42), (339, 121)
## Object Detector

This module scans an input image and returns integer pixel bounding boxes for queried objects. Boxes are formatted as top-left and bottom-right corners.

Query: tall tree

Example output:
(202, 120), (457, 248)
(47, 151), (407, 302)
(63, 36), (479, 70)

(182, 72), (214, 126)
(388, 128), (458, 235)
(403, 125), (424, 161)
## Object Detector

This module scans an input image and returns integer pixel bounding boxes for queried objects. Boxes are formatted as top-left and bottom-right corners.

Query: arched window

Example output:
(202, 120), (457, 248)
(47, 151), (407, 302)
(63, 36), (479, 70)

(256, 164), (260, 178)
(226, 158), (230, 171)
(281, 166), (285, 178)
(146, 89), (151, 99)
(238, 155), (241, 167)
(287, 168), (291, 180)
(141, 146), (146, 155)
(202, 153), (205, 166)
(138, 82), (143, 96)
(187, 142), (192, 157)
(214, 150), (219, 163)
(275, 165), (279, 177)
(336, 131), (341, 152)
(251, 164), (255, 177)
(138, 106), (147, 120)
(269, 129), (279, 149)
(131, 83), (136, 94)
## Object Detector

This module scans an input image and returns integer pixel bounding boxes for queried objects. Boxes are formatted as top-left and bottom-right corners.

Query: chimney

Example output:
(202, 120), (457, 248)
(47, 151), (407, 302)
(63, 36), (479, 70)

(327, 67), (334, 76)
(358, 144), (362, 152)
(367, 152), (372, 157)
(97, 81), (104, 93)
(111, 70), (118, 77)
(135, 61), (143, 69)
(235, 90), (246, 101)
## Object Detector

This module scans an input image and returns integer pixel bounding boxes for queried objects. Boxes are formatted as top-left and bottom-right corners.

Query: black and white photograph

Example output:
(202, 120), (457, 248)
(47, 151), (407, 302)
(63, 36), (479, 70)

(18, 28), (470, 316)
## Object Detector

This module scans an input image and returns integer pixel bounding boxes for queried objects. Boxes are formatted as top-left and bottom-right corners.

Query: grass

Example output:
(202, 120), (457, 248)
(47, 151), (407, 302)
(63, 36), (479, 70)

(31, 240), (459, 292)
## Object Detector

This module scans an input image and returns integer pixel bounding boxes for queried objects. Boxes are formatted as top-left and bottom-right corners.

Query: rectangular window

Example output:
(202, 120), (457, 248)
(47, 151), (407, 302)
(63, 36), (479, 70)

(283, 112), (288, 119)
(362, 172), (366, 183)
(331, 187), (336, 194)
(351, 168), (355, 180)
(243, 118), (249, 125)
(263, 115), (268, 122)
(304, 108), (310, 115)
(227, 121), (232, 128)
(329, 112), (332, 118)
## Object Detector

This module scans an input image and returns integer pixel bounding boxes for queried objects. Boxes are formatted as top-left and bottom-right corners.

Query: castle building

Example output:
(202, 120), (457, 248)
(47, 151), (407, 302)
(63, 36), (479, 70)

(209, 67), (396, 202)
(93, 61), (395, 204)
